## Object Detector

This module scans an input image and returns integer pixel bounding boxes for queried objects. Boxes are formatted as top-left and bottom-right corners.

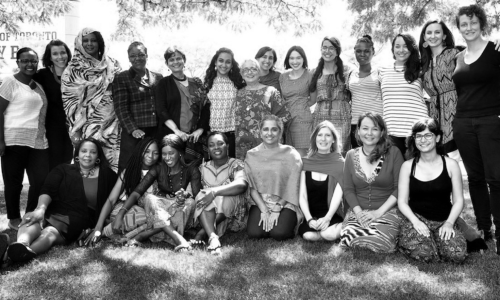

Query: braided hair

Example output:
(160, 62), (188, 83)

(121, 137), (159, 197)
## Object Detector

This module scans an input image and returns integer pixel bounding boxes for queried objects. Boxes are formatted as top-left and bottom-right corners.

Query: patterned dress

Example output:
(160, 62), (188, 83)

(61, 28), (122, 172)
(312, 66), (352, 155)
(279, 69), (313, 149)
(194, 158), (248, 236)
(234, 86), (291, 160)
(422, 48), (460, 153)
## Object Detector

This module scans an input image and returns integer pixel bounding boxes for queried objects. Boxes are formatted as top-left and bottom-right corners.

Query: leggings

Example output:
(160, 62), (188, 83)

(247, 206), (297, 241)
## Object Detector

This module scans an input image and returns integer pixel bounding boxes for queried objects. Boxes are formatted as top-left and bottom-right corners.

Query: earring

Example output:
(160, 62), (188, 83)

(74, 157), (80, 163)
(423, 41), (429, 48)
(95, 158), (101, 165)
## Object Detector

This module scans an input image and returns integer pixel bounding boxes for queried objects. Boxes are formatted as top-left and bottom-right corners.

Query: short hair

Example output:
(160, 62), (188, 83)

(419, 20), (455, 73)
(391, 33), (421, 84)
(456, 4), (488, 31)
(128, 41), (147, 54)
(164, 46), (186, 62)
(207, 131), (229, 146)
(406, 117), (444, 160)
(73, 138), (109, 170)
(307, 120), (340, 157)
(259, 115), (284, 137)
(41, 40), (72, 68)
(16, 47), (38, 61)
(240, 59), (260, 73)
(355, 112), (392, 163)
(255, 46), (278, 70)
(284, 46), (308, 70)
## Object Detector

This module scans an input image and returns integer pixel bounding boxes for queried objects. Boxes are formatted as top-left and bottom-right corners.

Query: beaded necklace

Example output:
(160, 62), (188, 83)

(167, 164), (184, 191)
(80, 166), (97, 178)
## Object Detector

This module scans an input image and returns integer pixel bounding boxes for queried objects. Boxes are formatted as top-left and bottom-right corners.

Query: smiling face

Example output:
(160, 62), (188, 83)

(316, 127), (335, 154)
(459, 14), (482, 42)
(208, 134), (228, 160)
(166, 51), (185, 74)
(288, 50), (304, 70)
(414, 128), (440, 153)
(216, 52), (233, 76)
(354, 42), (374, 66)
(162, 145), (181, 168)
(82, 33), (99, 58)
(50, 45), (69, 69)
(357, 117), (382, 147)
(260, 120), (281, 146)
(142, 142), (159, 169)
(241, 61), (260, 84)
(16, 51), (39, 77)
(321, 40), (337, 63)
(257, 50), (275, 72)
(424, 23), (446, 48)
(128, 45), (148, 73)
(78, 141), (99, 169)
(393, 36), (411, 64)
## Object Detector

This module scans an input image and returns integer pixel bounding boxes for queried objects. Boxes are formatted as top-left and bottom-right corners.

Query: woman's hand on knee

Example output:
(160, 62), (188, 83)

(266, 212), (280, 232)
(412, 220), (430, 238)
(19, 208), (45, 228)
(439, 222), (455, 241)
(195, 189), (215, 210)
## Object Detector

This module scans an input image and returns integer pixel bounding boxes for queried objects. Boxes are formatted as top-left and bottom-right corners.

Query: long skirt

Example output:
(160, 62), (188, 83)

(102, 201), (148, 241)
(398, 212), (467, 263)
(340, 208), (401, 253)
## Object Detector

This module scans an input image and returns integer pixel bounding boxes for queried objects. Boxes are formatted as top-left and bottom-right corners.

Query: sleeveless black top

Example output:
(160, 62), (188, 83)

(305, 171), (329, 217)
(409, 156), (453, 221)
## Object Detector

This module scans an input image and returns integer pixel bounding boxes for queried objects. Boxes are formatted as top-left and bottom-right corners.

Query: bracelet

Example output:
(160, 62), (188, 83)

(307, 218), (313, 224)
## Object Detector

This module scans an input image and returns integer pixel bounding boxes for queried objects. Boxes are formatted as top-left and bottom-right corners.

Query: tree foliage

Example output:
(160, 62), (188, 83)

(112, 0), (325, 40)
(347, 0), (500, 43)
(0, 0), (72, 33)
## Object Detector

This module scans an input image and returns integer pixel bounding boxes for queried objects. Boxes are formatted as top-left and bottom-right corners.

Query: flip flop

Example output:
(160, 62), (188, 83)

(8, 242), (37, 263)
(207, 235), (221, 255)
(174, 244), (193, 253)
(188, 239), (206, 249)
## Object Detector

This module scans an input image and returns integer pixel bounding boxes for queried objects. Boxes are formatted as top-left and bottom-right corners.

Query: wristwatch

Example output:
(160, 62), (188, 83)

(275, 203), (284, 210)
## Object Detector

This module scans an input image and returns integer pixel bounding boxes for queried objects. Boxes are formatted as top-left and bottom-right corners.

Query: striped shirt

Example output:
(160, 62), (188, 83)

(348, 69), (383, 124)
(207, 76), (238, 132)
(0, 75), (48, 149)
(379, 65), (428, 137)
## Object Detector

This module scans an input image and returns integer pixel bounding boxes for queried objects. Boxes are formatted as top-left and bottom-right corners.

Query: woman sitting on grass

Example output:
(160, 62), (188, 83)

(192, 132), (249, 254)
(5, 138), (117, 262)
(84, 137), (161, 247)
(299, 121), (345, 242)
(112, 134), (201, 251)
(397, 118), (468, 262)
(245, 115), (303, 241)
(340, 112), (403, 253)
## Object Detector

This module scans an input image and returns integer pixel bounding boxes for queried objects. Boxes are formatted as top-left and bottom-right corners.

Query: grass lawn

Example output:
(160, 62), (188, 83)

(1, 184), (499, 300)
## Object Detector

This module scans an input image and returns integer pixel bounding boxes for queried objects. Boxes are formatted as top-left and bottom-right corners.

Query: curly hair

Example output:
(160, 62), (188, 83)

(204, 47), (245, 91)
(419, 20), (455, 73)
(121, 137), (158, 197)
(310, 37), (345, 93)
(406, 117), (445, 161)
(41, 40), (72, 68)
(456, 4), (488, 31)
(355, 112), (393, 163)
(391, 33), (421, 84)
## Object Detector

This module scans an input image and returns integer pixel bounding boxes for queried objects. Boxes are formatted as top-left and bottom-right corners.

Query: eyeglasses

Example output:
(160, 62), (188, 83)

(129, 54), (147, 60)
(241, 67), (259, 74)
(414, 133), (434, 141)
(17, 59), (39, 65)
(321, 46), (336, 52)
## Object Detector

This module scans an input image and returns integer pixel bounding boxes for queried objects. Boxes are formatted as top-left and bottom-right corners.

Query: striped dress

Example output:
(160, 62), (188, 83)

(379, 65), (428, 137)
(348, 69), (383, 123)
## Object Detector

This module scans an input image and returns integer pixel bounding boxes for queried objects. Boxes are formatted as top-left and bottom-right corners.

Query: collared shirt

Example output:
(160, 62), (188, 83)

(112, 67), (163, 134)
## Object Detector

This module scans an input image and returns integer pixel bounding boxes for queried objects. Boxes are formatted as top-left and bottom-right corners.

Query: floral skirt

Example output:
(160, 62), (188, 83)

(398, 212), (467, 263)
(143, 194), (195, 244)
(340, 208), (401, 253)
(194, 193), (248, 236)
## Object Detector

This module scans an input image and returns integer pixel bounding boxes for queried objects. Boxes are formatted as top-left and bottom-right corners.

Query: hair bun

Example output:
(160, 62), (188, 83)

(362, 35), (373, 41)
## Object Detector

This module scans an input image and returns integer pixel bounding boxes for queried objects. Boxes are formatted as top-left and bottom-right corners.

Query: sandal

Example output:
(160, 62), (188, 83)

(174, 244), (193, 253)
(207, 234), (221, 255)
(125, 239), (143, 248)
(7, 242), (37, 263)
(189, 239), (206, 249)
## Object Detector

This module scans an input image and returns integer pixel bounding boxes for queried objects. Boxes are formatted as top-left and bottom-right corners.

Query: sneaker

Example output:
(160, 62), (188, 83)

(7, 242), (37, 263)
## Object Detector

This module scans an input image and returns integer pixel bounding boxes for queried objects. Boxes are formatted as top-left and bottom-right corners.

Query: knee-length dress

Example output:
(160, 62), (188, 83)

(312, 66), (352, 155)
(194, 158), (248, 236)
(234, 86), (291, 160)
(398, 156), (467, 262)
(279, 70), (313, 149)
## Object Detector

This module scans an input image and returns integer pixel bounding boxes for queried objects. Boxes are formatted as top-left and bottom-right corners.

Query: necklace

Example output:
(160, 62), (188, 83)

(361, 147), (370, 156)
(393, 62), (405, 72)
(167, 164), (184, 192)
(80, 166), (97, 178)
(173, 74), (187, 81)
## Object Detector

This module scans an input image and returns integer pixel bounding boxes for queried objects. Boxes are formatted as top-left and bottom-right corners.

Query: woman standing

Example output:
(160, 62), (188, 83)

(348, 35), (383, 149)
(113, 134), (200, 251)
(340, 113), (403, 253)
(33, 40), (74, 170)
(280, 46), (314, 157)
(245, 115), (303, 241)
(310, 37), (352, 156)
(156, 47), (210, 164)
(204, 47), (245, 158)
(62, 28), (122, 171)
(0, 48), (49, 230)
(234, 59), (291, 160)
(452, 4), (500, 247)
(398, 118), (467, 262)
(299, 121), (345, 241)
(379, 34), (428, 156)
(255, 46), (281, 92)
